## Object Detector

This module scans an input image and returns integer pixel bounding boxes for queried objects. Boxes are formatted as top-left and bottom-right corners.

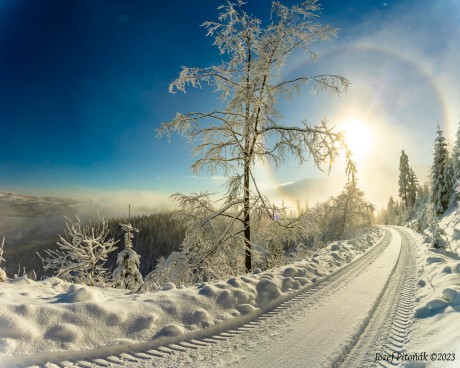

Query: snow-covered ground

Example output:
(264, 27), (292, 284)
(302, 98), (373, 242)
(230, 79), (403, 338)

(0, 228), (383, 367)
(403, 211), (460, 368)
(2, 223), (459, 368)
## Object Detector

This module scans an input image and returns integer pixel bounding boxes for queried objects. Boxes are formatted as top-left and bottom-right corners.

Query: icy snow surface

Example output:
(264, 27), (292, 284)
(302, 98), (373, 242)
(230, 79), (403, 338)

(1, 219), (459, 368)
(403, 211), (460, 368)
(0, 228), (383, 367)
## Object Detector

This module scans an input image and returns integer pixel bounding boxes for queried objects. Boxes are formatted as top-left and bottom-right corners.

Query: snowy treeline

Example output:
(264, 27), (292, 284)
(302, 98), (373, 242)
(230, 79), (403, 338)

(145, 180), (374, 290)
(1, 211), (185, 280)
(106, 212), (185, 276)
(39, 217), (143, 289)
(381, 122), (460, 248)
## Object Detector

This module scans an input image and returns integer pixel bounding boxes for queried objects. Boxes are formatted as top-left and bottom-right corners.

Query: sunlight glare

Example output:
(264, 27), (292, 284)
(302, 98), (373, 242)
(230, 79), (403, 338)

(340, 118), (374, 159)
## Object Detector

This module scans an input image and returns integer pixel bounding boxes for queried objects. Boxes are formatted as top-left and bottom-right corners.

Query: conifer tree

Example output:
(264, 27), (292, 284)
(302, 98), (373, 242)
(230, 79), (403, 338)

(452, 121), (460, 179)
(407, 167), (419, 207)
(113, 223), (143, 291)
(385, 196), (396, 225)
(398, 150), (410, 208)
(450, 121), (460, 203)
(443, 154), (455, 207)
(431, 125), (450, 215)
(398, 150), (419, 209)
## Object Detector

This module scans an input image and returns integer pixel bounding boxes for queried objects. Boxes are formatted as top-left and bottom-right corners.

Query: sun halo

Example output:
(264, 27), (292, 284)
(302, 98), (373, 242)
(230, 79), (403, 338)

(339, 118), (374, 159)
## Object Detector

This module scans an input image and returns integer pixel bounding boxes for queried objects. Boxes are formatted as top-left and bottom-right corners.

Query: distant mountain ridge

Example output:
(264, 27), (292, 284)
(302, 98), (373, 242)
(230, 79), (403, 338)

(0, 191), (78, 218)
(267, 177), (345, 207)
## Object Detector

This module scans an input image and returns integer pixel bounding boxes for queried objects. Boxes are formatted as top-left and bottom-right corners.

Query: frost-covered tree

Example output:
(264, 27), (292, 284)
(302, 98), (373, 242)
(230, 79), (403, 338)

(324, 179), (374, 239)
(407, 167), (419, 208)
(452, 121), (460, 182)
(384, 196), (396, 225)
(398, 150), (410, 208)
(0, 237), (6, 282)
(39, 216), (118, 286)
(431, 125), (450, 215)
(450, 122), (460, 204)
(112, 223), (143, 291)
(398, 150), (418, 208)
(158, 0), (352, 272)
(443, 154), (455, 207)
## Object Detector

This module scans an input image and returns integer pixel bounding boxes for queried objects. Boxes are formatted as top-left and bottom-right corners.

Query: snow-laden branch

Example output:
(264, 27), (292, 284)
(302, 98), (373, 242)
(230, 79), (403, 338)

(38, 216), (119, 286)
(156, 0), (353, 274)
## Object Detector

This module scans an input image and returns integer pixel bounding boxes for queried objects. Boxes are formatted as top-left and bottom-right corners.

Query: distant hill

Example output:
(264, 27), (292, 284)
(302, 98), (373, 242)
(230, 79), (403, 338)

(0, 191), (80, 277)
(0, 191), (80, 244)
(0, 191), (78, 218)
(267, 177), (345, 208)
(0, 191), (184, 279)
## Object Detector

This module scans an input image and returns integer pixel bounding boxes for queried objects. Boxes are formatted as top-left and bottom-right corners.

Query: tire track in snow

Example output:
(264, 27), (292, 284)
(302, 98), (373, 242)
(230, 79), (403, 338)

(108, 228), (395, 368)
(3, 230), (391, 368)
(338, 226), (416, 368)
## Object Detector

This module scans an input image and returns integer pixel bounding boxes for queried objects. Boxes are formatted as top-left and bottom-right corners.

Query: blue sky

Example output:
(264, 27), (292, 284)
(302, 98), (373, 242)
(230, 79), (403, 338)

(1, 0), (459, 211)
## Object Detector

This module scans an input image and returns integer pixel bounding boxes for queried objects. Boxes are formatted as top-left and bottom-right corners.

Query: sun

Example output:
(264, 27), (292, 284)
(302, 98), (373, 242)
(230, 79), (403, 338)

(340, 118), (374, 159)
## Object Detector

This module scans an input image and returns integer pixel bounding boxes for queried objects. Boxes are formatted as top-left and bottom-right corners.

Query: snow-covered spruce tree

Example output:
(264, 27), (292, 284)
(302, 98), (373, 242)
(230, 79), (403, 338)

(398, 150), (410, 208)
(451, 121), (460, 188)
(443, 154), (455, 208)
(0, 237), (6, 282)
(431, 125), (450, 215)
(39, 216), (118, 286)
(158, 0), (353, 273)
(112, 222), (143, 291)
(407, 167), (419, 208)
(431, 220), (447, 249)
(383, 196), (396, 225)
(399, 150), (419, 209)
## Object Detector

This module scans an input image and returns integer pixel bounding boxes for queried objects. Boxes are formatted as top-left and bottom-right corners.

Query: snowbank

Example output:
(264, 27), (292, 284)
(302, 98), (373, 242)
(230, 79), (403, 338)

(403, 222), (460, 366)
(0, 228), (383, 359)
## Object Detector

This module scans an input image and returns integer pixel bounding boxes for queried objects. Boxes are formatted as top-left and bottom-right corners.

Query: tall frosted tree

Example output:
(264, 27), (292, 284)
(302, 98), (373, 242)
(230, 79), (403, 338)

(399, 150), (418, 208)
(450, 121), (460, 203)
(384, 196), (396, 224)
(431, 125), (450, 215)
(398, 150), (410, 208)
(407, 167), (419, 207)
(452, 121), (460, 177)
(443, 154), (455, 207)
(159, 0), (353, 272)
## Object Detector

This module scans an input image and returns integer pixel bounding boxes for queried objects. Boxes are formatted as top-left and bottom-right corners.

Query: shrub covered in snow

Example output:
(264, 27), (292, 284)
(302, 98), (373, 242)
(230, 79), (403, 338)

(38, 216), (119, 286)
(430, 222), (448, 249)
(112, 222), (143, 291)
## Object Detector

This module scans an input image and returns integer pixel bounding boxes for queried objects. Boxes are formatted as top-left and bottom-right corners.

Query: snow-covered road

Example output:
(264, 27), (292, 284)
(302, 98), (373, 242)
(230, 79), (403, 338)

(116, 227), (416, 368)
(1, 227), (418, 368)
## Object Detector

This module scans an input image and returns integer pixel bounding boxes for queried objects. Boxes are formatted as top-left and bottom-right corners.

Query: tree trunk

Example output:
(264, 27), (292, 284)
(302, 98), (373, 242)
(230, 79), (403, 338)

(243, 39), (252, 273)
(243, 161), (251, 272)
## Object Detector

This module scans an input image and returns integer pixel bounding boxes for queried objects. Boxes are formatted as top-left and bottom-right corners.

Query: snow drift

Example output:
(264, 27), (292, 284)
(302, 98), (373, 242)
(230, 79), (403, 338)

(0, 228), (383, 360)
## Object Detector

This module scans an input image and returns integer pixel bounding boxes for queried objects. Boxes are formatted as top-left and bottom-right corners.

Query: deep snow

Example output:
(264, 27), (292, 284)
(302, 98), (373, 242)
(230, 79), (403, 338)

(0, 228), (383, 363)
(403, 210), (460, 367)
(2, 221), (459, 368)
